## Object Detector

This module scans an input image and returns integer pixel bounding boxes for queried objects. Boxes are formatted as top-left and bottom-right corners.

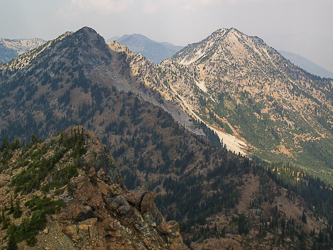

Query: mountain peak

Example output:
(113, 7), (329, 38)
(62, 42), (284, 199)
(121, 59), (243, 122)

(75, 26), (99, 37)
(171, 27), (266, 65)
(208, 27), (243, 39)
(72, 26), (107, 47)
(3, 27), (112, 73)
(0, 37), (46, 64)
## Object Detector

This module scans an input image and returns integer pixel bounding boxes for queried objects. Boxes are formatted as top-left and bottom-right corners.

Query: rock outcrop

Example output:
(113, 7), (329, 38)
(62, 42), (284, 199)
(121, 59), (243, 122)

(59, 168), (188, 250)
(0, 125), (188, 250)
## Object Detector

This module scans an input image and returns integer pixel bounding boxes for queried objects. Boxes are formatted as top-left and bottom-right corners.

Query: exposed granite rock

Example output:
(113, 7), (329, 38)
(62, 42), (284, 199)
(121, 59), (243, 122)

(56, 126), (189, 250)
(59, 164), (188, 249)
(123, 190), (145, 207)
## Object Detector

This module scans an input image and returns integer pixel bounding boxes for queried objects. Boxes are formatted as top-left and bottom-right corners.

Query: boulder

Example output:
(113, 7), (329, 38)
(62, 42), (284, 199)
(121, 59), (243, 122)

(107, 195), (131, 217)
(59, 201), (93, 224)
(141, 191), (164, 226)
(123, 190), (146, 207)
(157, 221), (180, 234)
(141, 191), (156, 214)
(108, 184), (124, 197)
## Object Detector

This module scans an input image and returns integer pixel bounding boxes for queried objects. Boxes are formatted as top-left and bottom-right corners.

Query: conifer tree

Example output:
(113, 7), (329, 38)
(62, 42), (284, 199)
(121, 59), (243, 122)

(9, 196), (14, 214)
(6, 232), (18, 250)
(0, 207), (4, 224)
(302, 210), (307, 224)
(13, 199), (22, 219)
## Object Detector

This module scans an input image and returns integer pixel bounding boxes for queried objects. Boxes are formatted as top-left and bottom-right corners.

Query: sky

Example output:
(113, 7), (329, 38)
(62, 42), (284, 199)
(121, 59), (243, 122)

(1, 0), (332, 72)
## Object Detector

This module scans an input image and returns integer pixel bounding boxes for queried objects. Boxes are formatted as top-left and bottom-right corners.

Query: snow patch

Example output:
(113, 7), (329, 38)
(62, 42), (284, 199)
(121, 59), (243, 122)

(195, 80), (208, 93)
(210, 127), (247, 156)
(179, 49), (206, 65)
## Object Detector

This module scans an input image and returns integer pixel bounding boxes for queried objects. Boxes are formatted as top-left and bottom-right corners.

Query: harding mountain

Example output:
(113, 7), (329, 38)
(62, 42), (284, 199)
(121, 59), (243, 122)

(1, 27), (333, 249)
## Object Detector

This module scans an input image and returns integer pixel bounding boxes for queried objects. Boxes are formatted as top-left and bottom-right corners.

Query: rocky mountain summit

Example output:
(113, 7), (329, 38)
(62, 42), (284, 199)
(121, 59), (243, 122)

(0, 126), (188, 250)
(0, 38), (45, 64)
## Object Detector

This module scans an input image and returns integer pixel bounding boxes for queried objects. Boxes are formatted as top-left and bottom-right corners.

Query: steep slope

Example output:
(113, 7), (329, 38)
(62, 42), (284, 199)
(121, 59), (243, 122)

(0, 125), (188, 249)
(279, 50), (333, 78)
(0, 38), (45, 64)
(107, 28), (333, 180)
(109, 34), (183, 63)
(150, 28), (333, 181)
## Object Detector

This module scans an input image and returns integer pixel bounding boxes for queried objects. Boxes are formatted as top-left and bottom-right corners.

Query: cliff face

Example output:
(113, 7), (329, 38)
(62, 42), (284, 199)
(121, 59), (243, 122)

(0, 125), (188, 250)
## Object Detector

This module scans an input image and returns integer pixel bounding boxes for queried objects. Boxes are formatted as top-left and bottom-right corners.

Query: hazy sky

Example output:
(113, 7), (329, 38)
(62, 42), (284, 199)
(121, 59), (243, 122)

(1, 0), (332, 72)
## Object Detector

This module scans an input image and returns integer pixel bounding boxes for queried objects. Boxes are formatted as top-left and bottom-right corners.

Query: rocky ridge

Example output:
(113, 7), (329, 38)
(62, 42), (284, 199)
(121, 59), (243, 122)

(0, 126), (188, 250)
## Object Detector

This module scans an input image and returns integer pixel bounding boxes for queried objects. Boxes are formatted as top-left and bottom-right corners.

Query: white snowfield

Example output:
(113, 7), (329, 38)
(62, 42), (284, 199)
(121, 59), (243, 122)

(195, 80), (208, 93)
(210, 127), (247, 156)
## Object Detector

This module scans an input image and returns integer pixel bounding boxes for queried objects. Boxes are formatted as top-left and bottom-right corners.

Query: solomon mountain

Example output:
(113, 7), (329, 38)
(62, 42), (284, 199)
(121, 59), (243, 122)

(0, 27), (332, 249)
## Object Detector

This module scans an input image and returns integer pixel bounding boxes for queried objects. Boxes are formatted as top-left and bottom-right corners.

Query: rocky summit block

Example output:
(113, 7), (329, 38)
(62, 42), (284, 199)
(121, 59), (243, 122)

(59, 164), (188, 250)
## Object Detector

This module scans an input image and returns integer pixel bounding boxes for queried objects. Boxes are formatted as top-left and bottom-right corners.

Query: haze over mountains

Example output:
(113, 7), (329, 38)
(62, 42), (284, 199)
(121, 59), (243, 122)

(0, 26), (333, 249)
(107, 34), (184, 63)
(108, 33), (333, 79)
(279, 50), (333, 79)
